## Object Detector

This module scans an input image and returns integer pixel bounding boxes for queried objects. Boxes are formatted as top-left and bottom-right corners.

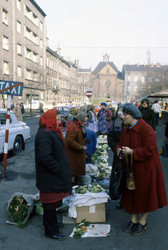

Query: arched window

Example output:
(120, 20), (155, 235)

(105, 80), (111, 89)
(106, 93), (110, 98)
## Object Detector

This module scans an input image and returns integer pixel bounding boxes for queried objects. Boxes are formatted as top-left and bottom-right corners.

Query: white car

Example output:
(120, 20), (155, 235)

(24, 100), (53, 112)
(0, 108), (31, 155)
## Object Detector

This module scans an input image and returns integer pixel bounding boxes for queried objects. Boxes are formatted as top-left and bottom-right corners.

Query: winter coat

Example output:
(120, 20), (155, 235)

(65, 122), (86, 175)
(116, 118), (167, 213)
(14, 105), (23, 121)
(139, 106), (156, 131)
(107, 118), (123, 153)
(97, 108), (112, 129)
(35, 127), (72, 193)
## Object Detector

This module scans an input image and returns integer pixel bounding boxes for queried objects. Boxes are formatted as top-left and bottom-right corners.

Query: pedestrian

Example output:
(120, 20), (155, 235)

(151, 100), (162, 125)
(139, 98), (156, 131)
(65, 112), (87, 186)
(35, 109), (72, 240)
(14, 103), (22, 121)
(108, 105), (124, 209)
(86, 105), (98, 133)
(20, 102), (25, 115)
(116, 103), (167, 236)
(85, 128), (97, 164)
(97, 102), (112, 134)
(66, 108), (78, 122)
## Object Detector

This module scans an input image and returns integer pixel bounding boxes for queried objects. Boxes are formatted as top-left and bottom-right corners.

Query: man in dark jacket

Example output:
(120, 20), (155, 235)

(139, 99), (156, 131)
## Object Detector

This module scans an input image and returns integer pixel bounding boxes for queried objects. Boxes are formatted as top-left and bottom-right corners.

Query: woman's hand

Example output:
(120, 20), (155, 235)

(122, 146), (133, 154)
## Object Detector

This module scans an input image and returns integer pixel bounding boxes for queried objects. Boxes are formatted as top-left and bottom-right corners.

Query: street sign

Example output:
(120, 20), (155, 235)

(0, 81), (23, 96)
(86, 88), (92, 97)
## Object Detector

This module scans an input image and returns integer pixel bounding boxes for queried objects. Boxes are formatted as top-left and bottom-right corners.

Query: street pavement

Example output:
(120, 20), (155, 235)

(0, 118), (167, 250)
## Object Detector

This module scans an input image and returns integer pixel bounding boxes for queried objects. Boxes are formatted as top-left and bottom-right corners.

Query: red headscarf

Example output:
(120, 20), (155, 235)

(39, 109), (64, 141)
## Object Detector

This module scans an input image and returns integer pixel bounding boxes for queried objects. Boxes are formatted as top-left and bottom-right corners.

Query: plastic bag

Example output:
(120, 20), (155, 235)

(7, 192), (34, 227)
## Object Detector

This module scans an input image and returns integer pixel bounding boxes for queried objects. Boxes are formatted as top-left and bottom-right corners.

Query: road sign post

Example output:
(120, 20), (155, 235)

(0, 81), (23, 179)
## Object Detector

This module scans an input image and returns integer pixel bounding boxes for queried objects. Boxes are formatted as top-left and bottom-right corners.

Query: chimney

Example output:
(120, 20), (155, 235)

(136, 63), (139, 67)
(151, 63), (153, 67)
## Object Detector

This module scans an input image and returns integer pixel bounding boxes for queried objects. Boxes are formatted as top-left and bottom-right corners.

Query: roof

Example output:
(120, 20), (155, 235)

(46, 47), (71, 67)
(92, 62), (119, 74)
(29, 0), (46, 17)
(147, 89), (168, 98)
(122, 64), (168, 73)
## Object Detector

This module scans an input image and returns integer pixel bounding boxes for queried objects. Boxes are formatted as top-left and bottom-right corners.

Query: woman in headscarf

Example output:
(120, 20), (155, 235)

(35, 109), (72, 240)
(65, 112), (87, 185)
(116, 103), (167, 236)
(86, 104), (98, 133)
(97, 102), (112, 134)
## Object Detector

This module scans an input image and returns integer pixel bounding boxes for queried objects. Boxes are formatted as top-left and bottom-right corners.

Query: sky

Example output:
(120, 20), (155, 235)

(36, 0), (168, 71)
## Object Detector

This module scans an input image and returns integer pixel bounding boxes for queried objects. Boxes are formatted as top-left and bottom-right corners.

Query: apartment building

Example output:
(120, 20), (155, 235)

(122, 63), (168, 102)
(0, 0), (46, 105)
(78, 68), (92, 103)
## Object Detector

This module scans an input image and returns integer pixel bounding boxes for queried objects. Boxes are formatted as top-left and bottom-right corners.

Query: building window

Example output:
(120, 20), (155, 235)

(40, 39), (43, 48)
(134, 76), (138, 82)
(17, 21), (21, 33)
(40, 57), (43, 66)
(17, 43), (22, 55)
(2, 9), (8, 25)
(25, 68), (32, 80)
(3, 61), (9, 75)
(17, 66), (22, 77)
(141, 76), (145, 83)
(17, 0), (21, 11)
(127, 75), (131, 81)
(3, 35), (9, 50)
(40, 21), (43, 31)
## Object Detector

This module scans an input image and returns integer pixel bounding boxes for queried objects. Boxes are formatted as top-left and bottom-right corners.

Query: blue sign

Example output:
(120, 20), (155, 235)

(0, 81), (23, 96)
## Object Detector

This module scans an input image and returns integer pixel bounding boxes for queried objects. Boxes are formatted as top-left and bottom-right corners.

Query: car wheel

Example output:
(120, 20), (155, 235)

(13, 136), (23, 155)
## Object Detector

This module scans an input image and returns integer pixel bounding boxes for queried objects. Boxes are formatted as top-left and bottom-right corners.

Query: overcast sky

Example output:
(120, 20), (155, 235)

(36, 0), (168, 71)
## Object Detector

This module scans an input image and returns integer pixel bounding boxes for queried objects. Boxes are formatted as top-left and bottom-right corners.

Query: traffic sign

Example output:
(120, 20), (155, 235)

(86, 88), (92, 97)
(0, 81), (23, 96)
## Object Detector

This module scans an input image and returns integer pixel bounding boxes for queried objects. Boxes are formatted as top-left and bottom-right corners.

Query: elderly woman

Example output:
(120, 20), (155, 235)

(139, 98), (156, 131)
(35, 109), (72, 240)
(97, 102), (112, 134)
(116, 103), (167, 236)
(65, 112), (87, 185)
(86, 105), (98, 133)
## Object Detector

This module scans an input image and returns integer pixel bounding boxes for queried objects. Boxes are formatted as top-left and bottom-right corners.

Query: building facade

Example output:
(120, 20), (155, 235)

(0, 0), (46, 106)
(92, 54), (125, 103)
(78, 68), (92, 103)
(122, 63), (168, 102)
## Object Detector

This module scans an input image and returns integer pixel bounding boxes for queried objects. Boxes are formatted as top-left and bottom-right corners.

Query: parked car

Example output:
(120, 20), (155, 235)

(55, 106), (73, 126)
(0, 108), (31, 155)
(24, 100), (53, 112)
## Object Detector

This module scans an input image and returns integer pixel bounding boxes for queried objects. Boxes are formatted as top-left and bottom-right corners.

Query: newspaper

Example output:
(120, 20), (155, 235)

(70, 224), (111, 238)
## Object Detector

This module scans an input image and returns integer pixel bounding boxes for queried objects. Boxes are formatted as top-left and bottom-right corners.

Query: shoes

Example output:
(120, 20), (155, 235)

(116, 202), (123, 209)
(45, 232), (66, 240)
(132, 223), (147, 236)
(123, 221), (138, 233)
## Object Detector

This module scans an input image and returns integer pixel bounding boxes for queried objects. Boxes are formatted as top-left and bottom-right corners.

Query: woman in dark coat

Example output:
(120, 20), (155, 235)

(35, 109), (72, 240)
(65, 112), (87, 185)
(138, 98), (156, 131)
(116, 103), (167, 236)
(97, 102), (112, 134)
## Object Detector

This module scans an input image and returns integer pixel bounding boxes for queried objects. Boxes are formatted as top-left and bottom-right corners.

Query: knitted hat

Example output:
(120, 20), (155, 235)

(123, 103), (142, 119)
(75, 112), (87, 122)
(101, 102), (107, 107)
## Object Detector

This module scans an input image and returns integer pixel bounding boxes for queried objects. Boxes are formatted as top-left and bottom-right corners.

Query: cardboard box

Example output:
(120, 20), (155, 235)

(76, 203), (106, 223)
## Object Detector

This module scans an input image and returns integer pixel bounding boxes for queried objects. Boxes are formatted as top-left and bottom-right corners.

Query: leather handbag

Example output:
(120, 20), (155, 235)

(125, 151), (136, 190)
(109, 150), (126, 200)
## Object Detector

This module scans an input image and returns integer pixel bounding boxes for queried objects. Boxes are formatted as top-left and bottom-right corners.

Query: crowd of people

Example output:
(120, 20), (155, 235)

(34, 99), (167, 240)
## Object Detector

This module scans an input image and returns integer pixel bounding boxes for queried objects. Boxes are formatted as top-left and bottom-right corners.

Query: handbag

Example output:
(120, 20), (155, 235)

(109, 150), (126, 200)
(125, 151), (136, 190)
